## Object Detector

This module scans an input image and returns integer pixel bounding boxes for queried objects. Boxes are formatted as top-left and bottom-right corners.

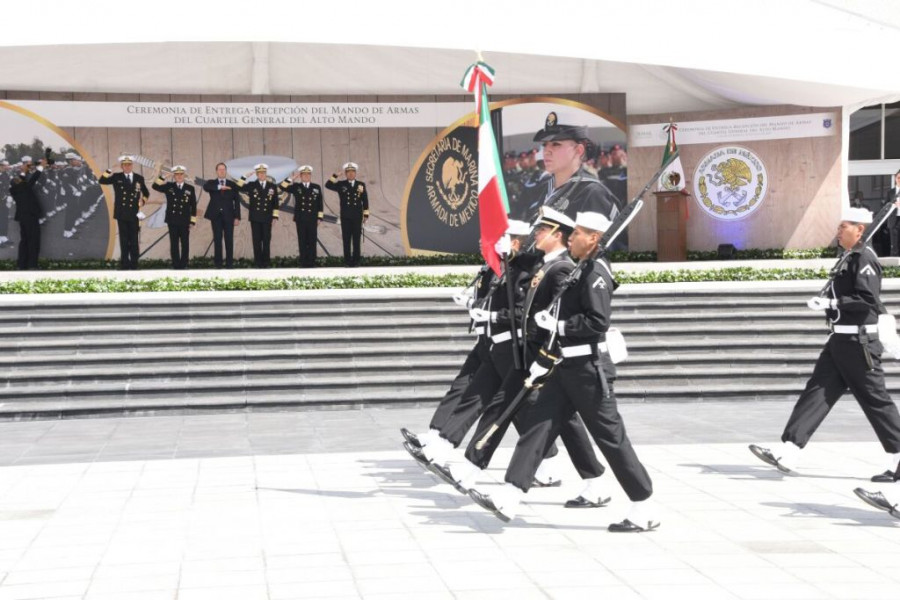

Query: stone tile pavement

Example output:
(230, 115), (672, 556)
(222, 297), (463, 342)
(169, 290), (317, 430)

(0, 402), (899, 599)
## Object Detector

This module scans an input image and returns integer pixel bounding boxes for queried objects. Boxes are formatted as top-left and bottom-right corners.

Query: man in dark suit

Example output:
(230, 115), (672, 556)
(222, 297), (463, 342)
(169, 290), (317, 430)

(325, 162), (369, 267)
(203, 162), (241, 268)
(99, 155), (150, 270)
(151, 165), (197, 270)
(236, 163), (281, 268)
(887, 170), (900, 256)
(280, 165), (323, 268)
(9, 156), (45, 270)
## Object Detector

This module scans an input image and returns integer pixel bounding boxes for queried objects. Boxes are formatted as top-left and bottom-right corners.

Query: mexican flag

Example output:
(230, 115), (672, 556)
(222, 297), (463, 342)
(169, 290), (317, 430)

(658, 121), (686, 192)
(461, 61), (509, 276)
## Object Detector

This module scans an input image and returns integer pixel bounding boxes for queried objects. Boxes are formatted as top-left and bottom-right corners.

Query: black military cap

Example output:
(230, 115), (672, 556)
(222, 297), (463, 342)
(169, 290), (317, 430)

(533, 111), (589, 143)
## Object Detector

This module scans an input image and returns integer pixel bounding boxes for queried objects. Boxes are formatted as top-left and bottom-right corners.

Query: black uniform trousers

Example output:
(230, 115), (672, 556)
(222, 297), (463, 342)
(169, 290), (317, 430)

(250, 221), (272, 268)
(782, 335), (900, 453)
(341, 216), (362, 266)
(296, 219), (318, 267)
(505, 355), (653, 501)
(209, 213), (235, 268)
(438, 339), (517, 446)
(465, 350), (603, 481)
(428, 338), (490, 432)
(117, 219), (139, 270)
(0, 200), (9, 238)
(167, 224), (190, 270)
(16, 217), (40, 269)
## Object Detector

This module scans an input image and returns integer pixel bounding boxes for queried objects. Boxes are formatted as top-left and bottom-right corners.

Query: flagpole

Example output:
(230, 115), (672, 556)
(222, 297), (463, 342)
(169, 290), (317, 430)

(502, 251), (523, 371)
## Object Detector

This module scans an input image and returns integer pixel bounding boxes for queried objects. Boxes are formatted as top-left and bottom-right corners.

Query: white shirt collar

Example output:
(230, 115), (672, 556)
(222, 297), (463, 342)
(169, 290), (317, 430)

(542, 247), (567, 262)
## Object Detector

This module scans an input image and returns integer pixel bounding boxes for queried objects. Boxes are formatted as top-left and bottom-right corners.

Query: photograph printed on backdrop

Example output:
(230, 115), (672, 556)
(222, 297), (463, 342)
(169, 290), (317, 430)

(0, 103), (109, 263)
(403, 98), (627, 255)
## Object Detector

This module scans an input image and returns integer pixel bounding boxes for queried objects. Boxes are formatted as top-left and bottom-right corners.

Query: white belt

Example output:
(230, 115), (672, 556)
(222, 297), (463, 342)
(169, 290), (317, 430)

(491, 329), (523, 344)
(473, 326), (485, 335)
(832, 324), (878, 334)
(560, 342), (608, 358)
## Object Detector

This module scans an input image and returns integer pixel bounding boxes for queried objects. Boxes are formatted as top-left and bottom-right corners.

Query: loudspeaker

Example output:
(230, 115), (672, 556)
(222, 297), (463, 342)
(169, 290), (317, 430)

(717, 243), (736, 260)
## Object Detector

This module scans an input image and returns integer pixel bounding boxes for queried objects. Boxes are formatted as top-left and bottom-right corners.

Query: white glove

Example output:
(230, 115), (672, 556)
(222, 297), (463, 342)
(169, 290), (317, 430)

(494, 234), (511, 256)
(807, 296), (835, 311)
(136, 211), (146, 220)
(452, 290), (473, 307)
(524, 362), (550, 387)
(469, 307), (492, 323)
(5, 196), (12, 208)
(534, 310), (558, 332)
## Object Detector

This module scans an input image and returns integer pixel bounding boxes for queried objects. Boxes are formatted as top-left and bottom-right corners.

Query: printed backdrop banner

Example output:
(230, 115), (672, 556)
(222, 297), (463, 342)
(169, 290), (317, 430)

(0, 93), (625, 263)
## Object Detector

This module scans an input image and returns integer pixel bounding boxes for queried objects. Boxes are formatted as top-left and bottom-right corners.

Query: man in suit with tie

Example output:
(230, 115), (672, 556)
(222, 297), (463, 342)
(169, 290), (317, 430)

(325, 162), (369, 267)
(99, 155), (150, 270)
(236, 164), (281, 268)
(151, 165), (197, 270)
(280, 165), (323, 268)
(202, 162), (241, 269)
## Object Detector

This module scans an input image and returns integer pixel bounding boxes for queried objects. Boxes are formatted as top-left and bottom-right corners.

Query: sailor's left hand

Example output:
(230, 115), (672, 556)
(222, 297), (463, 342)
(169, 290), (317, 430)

(469, 307), (492, 323)
(807, 296), (835, 311)
(534, 310), (558, 331)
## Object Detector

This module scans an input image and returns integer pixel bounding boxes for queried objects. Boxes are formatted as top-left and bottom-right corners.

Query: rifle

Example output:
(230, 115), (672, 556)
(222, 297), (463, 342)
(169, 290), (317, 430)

(473, 151), (678, 451)
(816, 201), (896, 297)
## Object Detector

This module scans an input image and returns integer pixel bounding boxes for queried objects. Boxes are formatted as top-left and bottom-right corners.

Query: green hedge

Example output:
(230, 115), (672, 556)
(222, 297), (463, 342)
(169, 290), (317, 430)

(0, 247), (838, 272)
(4, 266), (899, 295)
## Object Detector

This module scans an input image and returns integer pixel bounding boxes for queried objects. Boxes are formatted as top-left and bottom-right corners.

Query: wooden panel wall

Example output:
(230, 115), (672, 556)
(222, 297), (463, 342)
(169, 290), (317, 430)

(627, 105), (842, 252)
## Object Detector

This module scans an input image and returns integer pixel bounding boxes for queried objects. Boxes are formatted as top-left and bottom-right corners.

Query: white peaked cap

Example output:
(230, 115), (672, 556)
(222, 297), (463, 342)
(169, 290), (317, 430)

(65, 152), (82, 160)
(576, 211), (613, 232)
(841, 206), (873, 224)
(171, 165), (186, 173)
(21, 155), (32, 163)
(298, 165), (313, 173)
(506, 219), (531, 236)
(539, 206), (576, 230)
(254, 163), (268, 171)
(343, 162), (358, 171)
(118, 154), (134, 163)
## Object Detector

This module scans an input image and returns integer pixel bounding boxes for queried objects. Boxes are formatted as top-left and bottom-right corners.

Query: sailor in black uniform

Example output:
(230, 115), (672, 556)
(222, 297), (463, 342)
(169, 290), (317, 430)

(280, 165), (323, 268)
(151, 165), (197, 269)
(750, 207), (900, 481)
(236, 163), (281, 268)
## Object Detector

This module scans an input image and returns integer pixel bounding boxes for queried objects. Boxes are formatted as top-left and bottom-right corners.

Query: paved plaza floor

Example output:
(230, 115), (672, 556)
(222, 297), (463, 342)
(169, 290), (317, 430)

(1, 401), (899, 599)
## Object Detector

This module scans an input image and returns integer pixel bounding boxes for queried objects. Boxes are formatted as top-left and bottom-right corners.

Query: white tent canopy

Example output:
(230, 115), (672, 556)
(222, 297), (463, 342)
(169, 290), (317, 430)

(1, 0), (899, 114)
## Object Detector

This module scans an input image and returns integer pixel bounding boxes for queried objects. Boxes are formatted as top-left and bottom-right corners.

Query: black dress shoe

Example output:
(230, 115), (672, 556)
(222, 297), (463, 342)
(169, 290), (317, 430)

(564, 495), (611, 508)
(468, 489), (511, 522)
(532, 478), (562, 488)
(853, 487), (900, 518)
(870, 470), (899, 483)
(608, 518), (660, 533)
(430, 462), (468, 495)
(402, 441), (432, 471)
(400, 428), (422, 448)
(748, 444), (794, 474)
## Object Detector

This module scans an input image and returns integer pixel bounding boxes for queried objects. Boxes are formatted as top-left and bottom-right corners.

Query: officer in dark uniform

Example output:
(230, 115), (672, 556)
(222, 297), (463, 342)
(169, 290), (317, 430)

(750, 207), (900, 480)
(0, 159), (12, 248)
(99, 155), (150, 270)
(151, 165), (197, 270)
(236, 163), (281, 268)
(514, 111), (619, 225)
(9, 156), (45, 270)
(469, 211), (659, 532)
(202, 162), (242, 269)
(401, 262), (495, 450)
(433, 209), (609, 498)
(325, 162), (369, 267)
(280, 165), (323, 268)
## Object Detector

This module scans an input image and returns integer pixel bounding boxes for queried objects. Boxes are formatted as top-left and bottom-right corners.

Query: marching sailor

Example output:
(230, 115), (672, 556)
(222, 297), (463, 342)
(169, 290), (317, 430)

(750, 206), (900, 480)
(467, 211), (659, 532)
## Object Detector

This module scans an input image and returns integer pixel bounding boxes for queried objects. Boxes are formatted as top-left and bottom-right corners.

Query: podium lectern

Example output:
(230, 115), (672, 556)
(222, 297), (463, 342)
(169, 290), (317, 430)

(654, 190), (689, 262)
